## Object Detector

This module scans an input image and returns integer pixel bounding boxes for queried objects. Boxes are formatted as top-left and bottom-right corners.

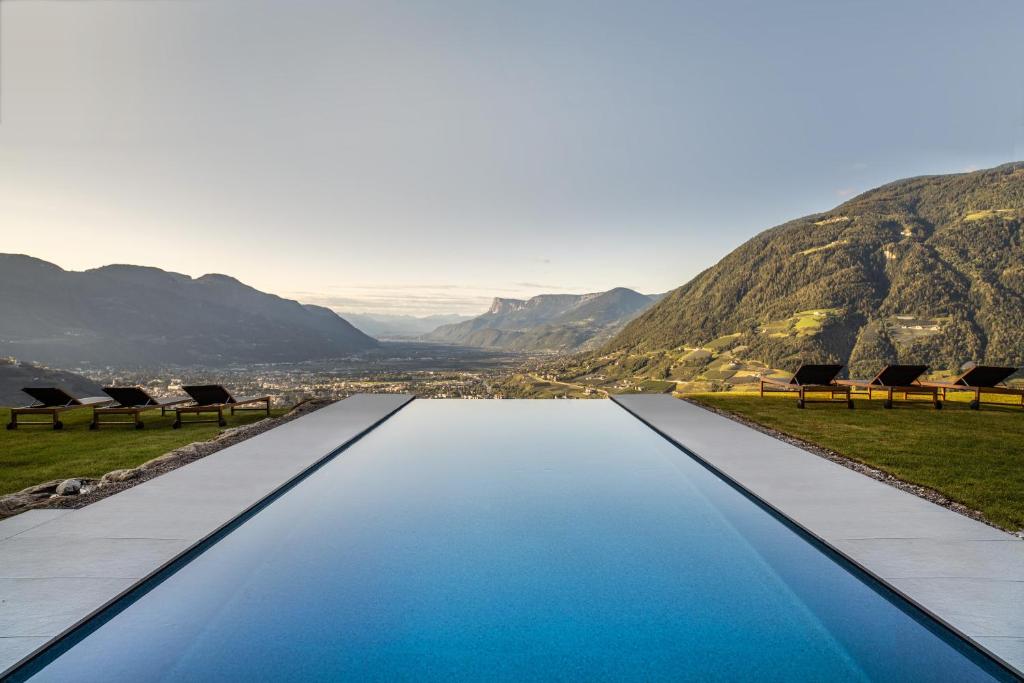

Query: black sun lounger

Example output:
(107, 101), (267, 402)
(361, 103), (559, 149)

(173, 385), (271, 428)
(918, 366), (1022, 410)
(835, 365), (940, 409)
(7, 387), (112, 430)
(759, 364), (852, 408)
(90, 387), (192, 430)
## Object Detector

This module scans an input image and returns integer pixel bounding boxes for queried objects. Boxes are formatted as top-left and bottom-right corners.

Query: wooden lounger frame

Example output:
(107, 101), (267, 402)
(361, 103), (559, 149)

(759, 364), (852, 408)
(917, 366), (1023, 410)
(839, 383), (941, 409)
(835, 365), (940, 409)
(89, 387), (192, 430)
(90, 402), (188, 430)
(759, 379), (853, 408)
(835, 379), (941, 408)
(8, 405), (81, 430)
(7, 389), (112, 432)
(172, 396), (271, 429)
(923, 382), (1024, 410)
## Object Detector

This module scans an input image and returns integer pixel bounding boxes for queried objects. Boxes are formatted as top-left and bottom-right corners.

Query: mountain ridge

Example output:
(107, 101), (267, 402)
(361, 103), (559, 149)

(526, 162), (1023, 393)
(0, 255), (378, 367)
(0, 357), (103, 406)
(425, 287), (661, 353)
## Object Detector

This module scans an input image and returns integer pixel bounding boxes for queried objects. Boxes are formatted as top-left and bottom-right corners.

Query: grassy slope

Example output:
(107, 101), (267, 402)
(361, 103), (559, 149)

(689, 393), (1024, 531)
(0, 406), (288, 496)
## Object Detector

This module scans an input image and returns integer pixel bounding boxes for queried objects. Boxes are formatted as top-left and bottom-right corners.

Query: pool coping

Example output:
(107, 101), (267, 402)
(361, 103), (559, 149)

(0, 393), (414, 679)
(613, 394), (1024, 678)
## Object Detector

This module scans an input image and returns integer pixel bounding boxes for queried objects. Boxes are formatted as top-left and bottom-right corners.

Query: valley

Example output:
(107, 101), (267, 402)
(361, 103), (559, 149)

(3, 163), (1022, 403)
(60, 343), (527, 404)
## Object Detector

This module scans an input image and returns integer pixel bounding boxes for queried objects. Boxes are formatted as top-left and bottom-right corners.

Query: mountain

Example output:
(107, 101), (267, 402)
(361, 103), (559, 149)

(343, 312), (474, 339)
(424, 288), (661, 352)
(0, 358), (103, 406)
(590, 162), (1024, 383)
(0, 255), (378, 368)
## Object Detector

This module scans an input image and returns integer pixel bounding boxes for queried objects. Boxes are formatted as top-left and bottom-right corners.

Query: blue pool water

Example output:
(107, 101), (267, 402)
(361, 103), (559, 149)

(13, 400), (1013, 681)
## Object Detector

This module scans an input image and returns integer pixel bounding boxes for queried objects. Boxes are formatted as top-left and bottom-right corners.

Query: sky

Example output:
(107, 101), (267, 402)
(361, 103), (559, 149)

(1, 0), (1022, 316)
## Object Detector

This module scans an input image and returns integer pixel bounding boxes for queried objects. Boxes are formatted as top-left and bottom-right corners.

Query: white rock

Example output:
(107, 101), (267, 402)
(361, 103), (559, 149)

(55, 479), (82, 496)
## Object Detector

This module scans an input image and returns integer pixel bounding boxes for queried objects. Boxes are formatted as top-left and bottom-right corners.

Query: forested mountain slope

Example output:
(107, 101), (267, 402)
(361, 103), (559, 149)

(608, 162), (1024, 376)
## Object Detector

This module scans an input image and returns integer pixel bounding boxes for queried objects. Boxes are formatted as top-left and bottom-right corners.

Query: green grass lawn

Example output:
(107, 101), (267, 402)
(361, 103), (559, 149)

(0, 406), (288, 496)
(688, 392), (1024, 532)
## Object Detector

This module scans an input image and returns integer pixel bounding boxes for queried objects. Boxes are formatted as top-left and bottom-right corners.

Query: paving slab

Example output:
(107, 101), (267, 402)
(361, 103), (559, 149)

(0, 577), (137, 637)
(0, 537), (192, 580)
(614, 394), (1024, 675)
(0, 510), (70, 542)
(0, 393), (412, 675)
(887, 577), (1024, 637)
(833, 538), (1024, 581)
(975, 639), (1024, 669)
(0, 639), (50, 669)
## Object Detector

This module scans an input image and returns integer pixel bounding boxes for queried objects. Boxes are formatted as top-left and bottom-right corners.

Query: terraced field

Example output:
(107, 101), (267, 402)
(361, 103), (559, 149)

(758, 308), (843, 338)
(964, 208), (1016, 221)
(884, 314), (951, 345)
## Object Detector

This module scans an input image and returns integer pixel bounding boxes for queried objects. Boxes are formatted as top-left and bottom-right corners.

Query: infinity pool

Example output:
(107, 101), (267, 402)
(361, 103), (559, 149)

(12, 400), (1013, 681)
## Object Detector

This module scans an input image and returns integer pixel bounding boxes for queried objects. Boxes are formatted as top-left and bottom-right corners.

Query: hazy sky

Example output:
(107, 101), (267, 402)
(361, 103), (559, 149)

(2, 1), (1022, 315)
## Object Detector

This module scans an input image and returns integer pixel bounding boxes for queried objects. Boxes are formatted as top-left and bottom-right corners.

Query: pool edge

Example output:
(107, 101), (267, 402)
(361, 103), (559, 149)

(611, 394), (1023, 680)
(1, 394), (415, 681)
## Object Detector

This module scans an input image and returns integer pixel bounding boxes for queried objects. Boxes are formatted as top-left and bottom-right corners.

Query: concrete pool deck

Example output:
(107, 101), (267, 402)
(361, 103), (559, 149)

(614, 394), (1024, 675)
(0, 393), (413, 676)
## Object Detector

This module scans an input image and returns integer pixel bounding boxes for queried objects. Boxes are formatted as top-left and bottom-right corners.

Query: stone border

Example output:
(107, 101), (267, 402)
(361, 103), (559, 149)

(682, 396), (1021, 538)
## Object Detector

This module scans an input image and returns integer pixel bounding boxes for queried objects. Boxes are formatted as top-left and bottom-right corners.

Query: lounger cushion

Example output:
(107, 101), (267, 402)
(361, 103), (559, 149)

(791, 364), (844, 386)
(873, 365), (928, 386)
(957, 366), (1018, 387)
(103, 387), (158, 408)
(182, 385), (235, 406)
(22, 387), (83, 407)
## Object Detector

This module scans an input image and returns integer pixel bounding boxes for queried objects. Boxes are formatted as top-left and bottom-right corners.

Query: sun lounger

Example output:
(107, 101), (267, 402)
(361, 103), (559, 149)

(90, 387), (192, 430)
(759, 364), (852, 408)
(835, 365), (940, 409)
(917, 365), (1022, 410)
(6, 387), (112, 430)
(173, 385), (271, 428)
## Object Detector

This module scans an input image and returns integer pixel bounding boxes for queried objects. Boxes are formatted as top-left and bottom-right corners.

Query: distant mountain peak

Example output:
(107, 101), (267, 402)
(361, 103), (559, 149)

(0, 255), (378, 366)
(196, 273), (244, 285)
(487, 297), (527, 315)
(427, 287), (659, 353)
(0, 253), (66, 274)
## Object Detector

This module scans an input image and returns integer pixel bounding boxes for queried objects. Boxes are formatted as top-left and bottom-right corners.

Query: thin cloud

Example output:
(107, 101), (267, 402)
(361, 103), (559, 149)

(317, 284), (466, 291)
(513, 282), (580, 291)
(285, 288), (496, 317)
